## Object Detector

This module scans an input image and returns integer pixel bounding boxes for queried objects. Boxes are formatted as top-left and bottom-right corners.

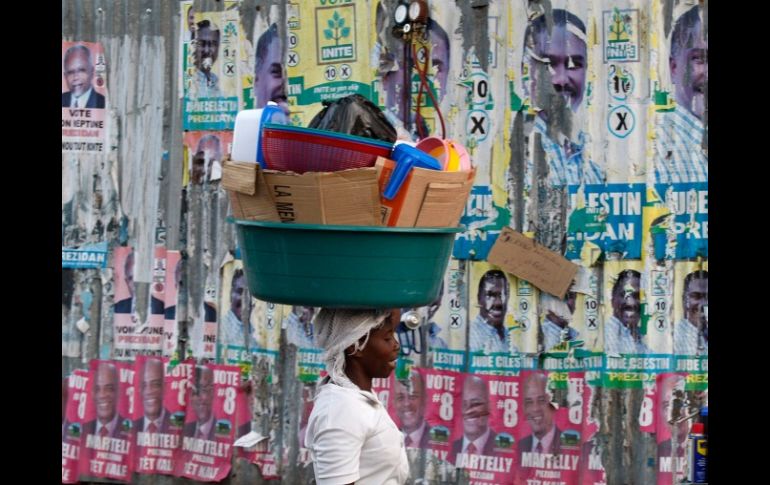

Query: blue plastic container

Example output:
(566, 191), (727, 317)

(382, 143), (442, 200)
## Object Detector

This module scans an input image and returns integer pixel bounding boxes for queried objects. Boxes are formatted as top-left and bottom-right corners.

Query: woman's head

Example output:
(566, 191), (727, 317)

(315, 308), (401, 388)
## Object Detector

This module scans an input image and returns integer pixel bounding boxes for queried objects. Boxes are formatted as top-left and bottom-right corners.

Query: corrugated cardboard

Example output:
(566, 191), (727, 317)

(224, 159), (382, 225)
(487, 227), (579, 299)
(222, 160), (281, 221)
(262, 167), (381, 225)
(375, 156), (475, 227)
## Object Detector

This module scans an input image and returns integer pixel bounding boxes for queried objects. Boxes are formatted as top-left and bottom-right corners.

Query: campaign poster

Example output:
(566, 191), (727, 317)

(515, 371), (581, 485)
(429, 259), (469, 373)
(62, 41), (109, 153)
(183, 131), (233, 185)
(419, 368), (463, 464)
(79, 360), (134, 481)
(174, 363), (241, 481)
(132, 356), (185, 475)
(62, 369), (89, 483)
(453, 373), (519, 484)
(183, 8), (242, 130)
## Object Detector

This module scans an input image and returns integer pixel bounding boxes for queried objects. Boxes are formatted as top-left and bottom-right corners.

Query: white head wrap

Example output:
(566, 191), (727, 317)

(314, 308), (391, 389)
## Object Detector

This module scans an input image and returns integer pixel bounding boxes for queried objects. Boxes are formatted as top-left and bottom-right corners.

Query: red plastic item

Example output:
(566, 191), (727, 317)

(260, 124), (393, 173)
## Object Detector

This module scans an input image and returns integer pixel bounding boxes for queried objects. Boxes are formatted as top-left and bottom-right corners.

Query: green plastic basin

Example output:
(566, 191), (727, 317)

(230, 219), (461, 308)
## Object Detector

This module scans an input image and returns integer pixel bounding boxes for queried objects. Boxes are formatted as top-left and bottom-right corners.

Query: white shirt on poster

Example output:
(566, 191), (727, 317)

(71, 87), (94, 108)
(531, 425), (557, 454)
(403, 421), (427, 448)
(461, 428), (491, 454)
(96, 414), (119, 436)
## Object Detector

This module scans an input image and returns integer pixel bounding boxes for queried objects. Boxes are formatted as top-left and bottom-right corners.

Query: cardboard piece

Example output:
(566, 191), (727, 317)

(223, 159), (381, 225)
(262, 168), (381, 225)
(223, 160), (280, 221)
(375, 157), (475, 227)
(487, 227), (579, 299)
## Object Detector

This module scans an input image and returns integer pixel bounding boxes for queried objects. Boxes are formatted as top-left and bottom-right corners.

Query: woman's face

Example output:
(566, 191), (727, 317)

(357, 311), (401, 379)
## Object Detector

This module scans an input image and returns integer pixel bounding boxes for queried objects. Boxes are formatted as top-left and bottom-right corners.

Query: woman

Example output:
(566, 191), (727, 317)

(305, 308), (409, 484)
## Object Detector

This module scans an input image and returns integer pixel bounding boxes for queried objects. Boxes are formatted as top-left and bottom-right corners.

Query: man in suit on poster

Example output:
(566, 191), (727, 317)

(134, 358), (172, 434)
(62, 44), (106, 109)
(450, 375), (499, 464)
(394, 372), (430, 449)
(183, 365), (216, 440)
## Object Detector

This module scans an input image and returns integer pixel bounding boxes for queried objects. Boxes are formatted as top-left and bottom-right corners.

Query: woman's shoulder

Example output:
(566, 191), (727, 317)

(314, 384), (378, 421)
(316, 383), (372, 405)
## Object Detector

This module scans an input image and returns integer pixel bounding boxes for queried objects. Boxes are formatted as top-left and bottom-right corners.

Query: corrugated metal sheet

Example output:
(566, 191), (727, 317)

(62, 1), (708, 483)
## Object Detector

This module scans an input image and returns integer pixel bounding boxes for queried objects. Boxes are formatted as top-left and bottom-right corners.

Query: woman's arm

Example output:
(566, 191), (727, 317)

(311, 426), (364, 485)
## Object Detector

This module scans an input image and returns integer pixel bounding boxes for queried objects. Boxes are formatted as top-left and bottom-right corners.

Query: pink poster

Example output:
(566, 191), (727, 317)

(372, 375), (395, 410)
(449, 373), (518, 484)
(113, 246), (164, 359)
(62, 369), (89, 483)
(174, 363), (241, 481)
(62, 41), (108, 154)
(297, 382), (318, 464)
(253, 441), (280, 479)
(112, 246), (136, 359)
(390, 370), (427, 450)
(165, 359), (195, 430)
(163, 250), (182, 357)
(654, 373), (689, 485)
(79, 360), (134, 481)
(639, 379), (656, 435)
(418, 368), (462, 463)
(234, 384), (253, 457)
(515, 371), (581, 485)
(146, 247), (167, 353)
(574, 372), (606, 485)
(183, 131), (233, 185)
(132, 356), (185, 475)
(232, 381), (280, 478)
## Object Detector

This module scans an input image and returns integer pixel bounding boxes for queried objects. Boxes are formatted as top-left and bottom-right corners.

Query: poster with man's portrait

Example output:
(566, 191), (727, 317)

(451, 373), (519, 484)
(112, 247), (136, 359)
(671, 262), (708, 387)
(515, 371), (581, 485)
(132, 356), (185, 476)
(183, 131), (233, 185)
(62, 41), (109, 154)
(182, 8), (242, 130)
(468, 262), (535, 374)
(651, 4), (708, 186)
(174, 363), (241, 481)
(78, 360), (134, 482)
(217, 258), (257, 365)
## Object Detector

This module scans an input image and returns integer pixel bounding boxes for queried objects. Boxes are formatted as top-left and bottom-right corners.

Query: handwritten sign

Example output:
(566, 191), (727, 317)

(487, 228), (578, 299)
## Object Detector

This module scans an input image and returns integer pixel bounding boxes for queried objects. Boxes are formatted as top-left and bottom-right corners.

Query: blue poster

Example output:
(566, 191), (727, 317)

(653, 182), (708, 259)
(62, 242), (109, 269)
(566, 184), (644, 259)
(181, 11), (241, 131)
(453, 185), (510, 260)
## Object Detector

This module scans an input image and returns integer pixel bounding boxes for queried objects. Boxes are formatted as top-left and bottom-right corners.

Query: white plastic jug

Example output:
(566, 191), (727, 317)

(231, 102), (289, 166)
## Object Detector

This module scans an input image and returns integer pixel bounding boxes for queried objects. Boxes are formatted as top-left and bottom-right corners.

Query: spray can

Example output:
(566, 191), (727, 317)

(688, 421), (707, 483)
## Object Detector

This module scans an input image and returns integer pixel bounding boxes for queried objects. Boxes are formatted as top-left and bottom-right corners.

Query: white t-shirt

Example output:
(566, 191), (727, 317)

(306, 381), (409, 484)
